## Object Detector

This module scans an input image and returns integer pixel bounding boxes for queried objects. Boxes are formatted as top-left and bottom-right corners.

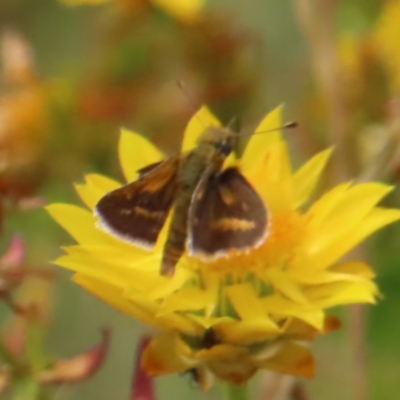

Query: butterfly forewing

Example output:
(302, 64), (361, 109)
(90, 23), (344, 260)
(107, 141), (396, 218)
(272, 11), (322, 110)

(95, 156), (181, 249)
(188, 167), (268, 258)
(136, 160), (164, 177)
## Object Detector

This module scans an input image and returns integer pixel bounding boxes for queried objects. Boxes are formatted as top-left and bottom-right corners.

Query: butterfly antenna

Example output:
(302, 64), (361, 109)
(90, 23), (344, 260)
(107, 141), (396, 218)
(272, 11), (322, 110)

(235, 121), (298, 137)
(177, 80), (207, 129)
(226, 116), (241, 133)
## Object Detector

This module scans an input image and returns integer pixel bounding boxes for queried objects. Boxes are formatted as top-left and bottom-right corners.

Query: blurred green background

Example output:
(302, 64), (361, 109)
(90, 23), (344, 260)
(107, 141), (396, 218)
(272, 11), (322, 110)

(0, 0), (399, 399)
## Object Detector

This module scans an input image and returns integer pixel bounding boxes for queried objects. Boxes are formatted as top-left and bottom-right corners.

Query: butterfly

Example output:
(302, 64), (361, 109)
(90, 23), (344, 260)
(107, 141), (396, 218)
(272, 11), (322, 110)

(94, 121), (293, 276)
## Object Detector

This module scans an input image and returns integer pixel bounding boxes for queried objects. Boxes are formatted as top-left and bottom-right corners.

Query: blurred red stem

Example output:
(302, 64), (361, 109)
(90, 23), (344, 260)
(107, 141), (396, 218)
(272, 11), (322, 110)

(132, 337), (155, 400)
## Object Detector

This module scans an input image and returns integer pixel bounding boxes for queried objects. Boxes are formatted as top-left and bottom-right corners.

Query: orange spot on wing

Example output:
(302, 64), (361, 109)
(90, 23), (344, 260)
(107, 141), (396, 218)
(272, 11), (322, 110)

(210, 218), (255, 231)
(218, 186), (236, 205)
(134, 206), (166, 220)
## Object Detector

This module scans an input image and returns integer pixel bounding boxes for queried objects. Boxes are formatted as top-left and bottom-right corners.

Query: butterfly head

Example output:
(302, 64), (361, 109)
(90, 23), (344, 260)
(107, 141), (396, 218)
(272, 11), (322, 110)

(197, 127), (235, 158)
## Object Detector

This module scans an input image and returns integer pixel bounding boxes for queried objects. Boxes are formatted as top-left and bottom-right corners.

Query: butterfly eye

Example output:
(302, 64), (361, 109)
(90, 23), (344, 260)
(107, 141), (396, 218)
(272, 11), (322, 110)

(215, 139), (232, 157)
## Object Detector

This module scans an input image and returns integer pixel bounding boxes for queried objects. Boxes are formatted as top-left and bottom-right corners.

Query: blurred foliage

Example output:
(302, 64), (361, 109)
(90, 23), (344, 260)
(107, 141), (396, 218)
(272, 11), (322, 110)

(0, 0), (399, 399)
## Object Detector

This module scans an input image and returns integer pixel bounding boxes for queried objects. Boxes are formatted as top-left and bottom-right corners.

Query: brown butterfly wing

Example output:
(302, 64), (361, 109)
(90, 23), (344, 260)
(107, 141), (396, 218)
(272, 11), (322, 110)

(188, 167), (267, 258)
(95, 156), (180, 249)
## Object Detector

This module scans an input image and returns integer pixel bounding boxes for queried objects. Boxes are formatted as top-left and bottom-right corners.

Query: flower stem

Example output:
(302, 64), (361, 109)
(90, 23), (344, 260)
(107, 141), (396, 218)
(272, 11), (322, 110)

(224, 384), (248, 400)
(12, 376), (41, 400)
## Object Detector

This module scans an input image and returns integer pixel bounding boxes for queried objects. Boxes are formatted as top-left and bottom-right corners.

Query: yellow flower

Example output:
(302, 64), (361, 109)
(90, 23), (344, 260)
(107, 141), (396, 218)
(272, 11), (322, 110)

(373, 0), (400, 92)
(47, 107), (400, 389)
(59, 0), (204, 23)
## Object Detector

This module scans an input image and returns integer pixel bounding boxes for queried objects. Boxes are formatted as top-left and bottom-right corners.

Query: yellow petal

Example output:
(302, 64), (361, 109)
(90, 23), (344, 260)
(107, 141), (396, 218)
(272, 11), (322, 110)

(151, 212), (173, 255)
(47, 204), (143, 252)
(142, 334), (191, 375)
(202, 271), (220, 318)
(181, 106), (221, 153)
(207, 355), (257, 386)
(195, 343), (249, 361)
(182, 314), (224, 330)
(125, 290), (202, 335)
(225, 283), (277, 326)
(306, 181), (353, 231)
(74, 174), (120, 210)
(146, 267), (192, 300)
(214, 320), (281, 345)
(288, 261), (375, 284)
(223, 152), (238, 168)
(288, 269), (370, 286)
(305, 280), (378, 308)
(256, 342), (314, 379)
(281, 317), (339, 341)
(330, 261), (375, 279)
(225, 283), (264, 320)
(292, 148), (334, 208)
(310, 207), (400, 268)
(78, 244), (158, 273)
(55, 254), (130, 289)
(119, 128), (164, 182)
(304, 184), (396, 265)
(57, 247), (162, 293)
(158, 286), (210, 314)
(260, 295), (324, 330)
(314, 183), (393, 235)
(241, 105), (283, 172)
(47, 204), (118, 246)
(74, 183), (97, 210)
(84, 173), (121, 192)
(249, 141), (293, 215)
(263, 269), (308, 304)
(72, 273), (162, 328)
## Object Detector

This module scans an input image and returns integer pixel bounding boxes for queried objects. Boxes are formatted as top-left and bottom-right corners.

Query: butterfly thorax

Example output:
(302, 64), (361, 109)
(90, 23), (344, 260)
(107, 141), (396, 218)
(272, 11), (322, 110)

(177, 127), (234, 190)
(160, 127), (234, 276)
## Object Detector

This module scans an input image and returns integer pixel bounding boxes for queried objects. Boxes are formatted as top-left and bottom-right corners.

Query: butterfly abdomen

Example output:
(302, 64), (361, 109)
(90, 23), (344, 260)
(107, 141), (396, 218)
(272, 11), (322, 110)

(160, 189), (191, 276)
(160, 144), (224, 276)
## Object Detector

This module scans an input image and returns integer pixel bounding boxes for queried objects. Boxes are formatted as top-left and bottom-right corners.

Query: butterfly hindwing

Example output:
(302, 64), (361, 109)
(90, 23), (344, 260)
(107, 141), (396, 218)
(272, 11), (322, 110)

(95, 156), (180, 249)
(188, 167), (267, 258)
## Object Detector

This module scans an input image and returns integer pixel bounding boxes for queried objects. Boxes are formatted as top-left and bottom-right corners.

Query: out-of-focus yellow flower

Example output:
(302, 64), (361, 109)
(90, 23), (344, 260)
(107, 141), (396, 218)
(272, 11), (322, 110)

(151, 0), (203, 22)
(0, 87), (47, 172)
(0, 31), (48, 200)
(0, 31), (47, 172)
(338, 35), (369, 97)
(373, 0), (400, 92)
(60, 0), (204, 23)
(61, 0), (108, 3)
(337, 33), (389, 122)
(47, 107), (400, 389)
